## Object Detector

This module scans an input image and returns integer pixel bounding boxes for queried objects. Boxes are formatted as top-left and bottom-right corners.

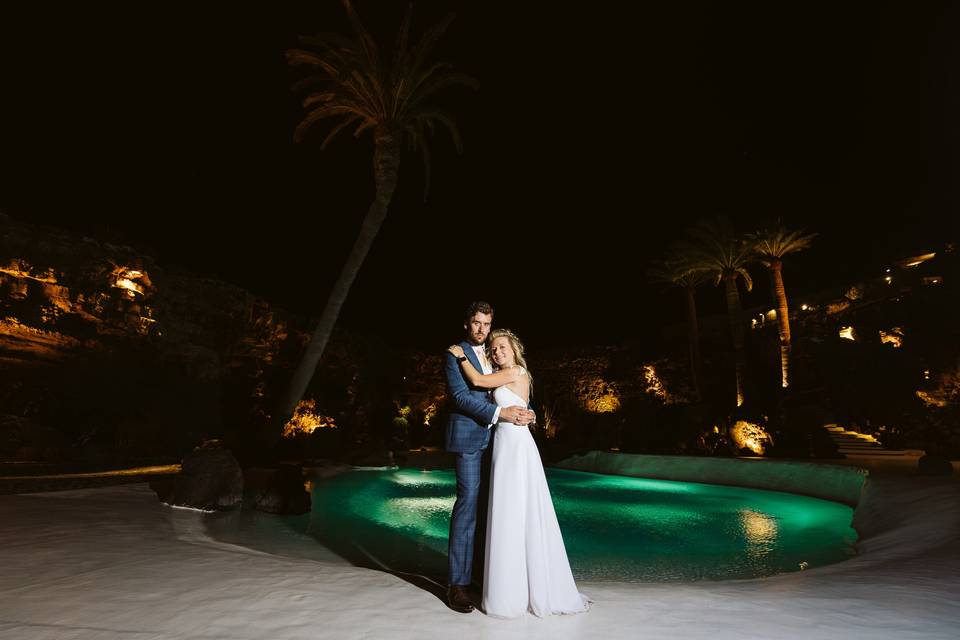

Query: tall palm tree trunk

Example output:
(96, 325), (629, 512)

(684, 284), (702, 402)
(723, 274), (746, 407)
(276, 129), (401, 425)
(769, 261), (791, 389)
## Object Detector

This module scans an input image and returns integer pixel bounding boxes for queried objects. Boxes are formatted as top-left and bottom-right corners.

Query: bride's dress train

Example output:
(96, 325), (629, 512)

(482, 382), (591, 618)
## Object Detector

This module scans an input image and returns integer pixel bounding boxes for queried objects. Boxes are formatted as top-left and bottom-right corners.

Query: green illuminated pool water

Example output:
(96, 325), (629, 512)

(301, 468), (857, 582)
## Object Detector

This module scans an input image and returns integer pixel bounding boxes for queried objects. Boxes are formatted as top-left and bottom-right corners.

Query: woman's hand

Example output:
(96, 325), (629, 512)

(448, 345), (465, 358)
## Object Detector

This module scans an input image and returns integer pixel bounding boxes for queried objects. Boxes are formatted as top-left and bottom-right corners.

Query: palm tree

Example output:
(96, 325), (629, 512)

(747, 223), (817, 389)
(648, 254), (708, 402)
(677, 218), (754, 408)
(276, 1), (478, 425)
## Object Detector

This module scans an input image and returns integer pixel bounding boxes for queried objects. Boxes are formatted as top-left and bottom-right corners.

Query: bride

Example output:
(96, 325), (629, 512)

(448, 329), (591, 619)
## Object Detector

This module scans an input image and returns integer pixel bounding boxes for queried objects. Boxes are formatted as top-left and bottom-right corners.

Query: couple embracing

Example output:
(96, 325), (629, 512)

(443, 301), (591, 619)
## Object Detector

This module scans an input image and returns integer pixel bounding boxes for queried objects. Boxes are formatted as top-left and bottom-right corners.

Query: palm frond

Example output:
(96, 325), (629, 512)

(747, 223), (818, 260)
(341, 0), (381, 75)
(675, 217), (754, 287)
(293, 105), (362, 143)
(394, 4), (414, 78)
(737, 267), (753, 291)
(415, 108), (463, 152)
(286, 1), (476, 200)
(321, 114), (363, 150)
(409, 13), (456, 72)
(404, 70), (479, 113)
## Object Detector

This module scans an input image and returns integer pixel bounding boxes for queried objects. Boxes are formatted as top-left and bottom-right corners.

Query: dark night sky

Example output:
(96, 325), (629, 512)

(1, 1), (958, 350)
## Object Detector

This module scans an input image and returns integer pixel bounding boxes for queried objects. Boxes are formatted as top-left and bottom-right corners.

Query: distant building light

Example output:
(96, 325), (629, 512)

(800, 303), (809, 311)
(922, 276), (943, 285)
(923, 369), (931, 380)
(884, 276), (893, 284)
(885, 268), (892, 274)
(839, 326), (856, 341)
(765, 309), (777, 321)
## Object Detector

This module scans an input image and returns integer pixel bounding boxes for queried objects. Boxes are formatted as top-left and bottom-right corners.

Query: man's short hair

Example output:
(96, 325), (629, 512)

(464, 300), (494, 323)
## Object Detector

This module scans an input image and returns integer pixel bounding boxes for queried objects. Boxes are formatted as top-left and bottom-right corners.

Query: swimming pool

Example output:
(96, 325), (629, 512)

(298, 467), (856, 582)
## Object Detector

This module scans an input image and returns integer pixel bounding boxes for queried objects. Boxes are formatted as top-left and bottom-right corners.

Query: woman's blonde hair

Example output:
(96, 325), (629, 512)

(488, 328), (533, 391)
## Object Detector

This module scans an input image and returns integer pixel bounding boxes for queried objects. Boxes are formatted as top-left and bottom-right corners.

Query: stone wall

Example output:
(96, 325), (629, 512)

(554, 450), (869, 507)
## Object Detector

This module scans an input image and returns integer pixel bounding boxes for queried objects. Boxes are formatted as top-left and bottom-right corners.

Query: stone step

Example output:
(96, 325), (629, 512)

(835, 442), (886, 447)
(823, 425), (907, 458)
(841, 451), (916, 459)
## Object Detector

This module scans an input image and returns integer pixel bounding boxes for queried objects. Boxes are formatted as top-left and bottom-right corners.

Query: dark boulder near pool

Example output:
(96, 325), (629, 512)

(166, 445), (243, 511)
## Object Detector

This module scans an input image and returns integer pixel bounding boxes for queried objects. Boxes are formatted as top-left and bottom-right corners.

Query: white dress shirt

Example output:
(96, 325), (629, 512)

(472, 344), (502, 426)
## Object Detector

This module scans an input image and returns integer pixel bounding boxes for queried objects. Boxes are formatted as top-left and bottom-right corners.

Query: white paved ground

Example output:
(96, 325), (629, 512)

(0, 473), (957, 640)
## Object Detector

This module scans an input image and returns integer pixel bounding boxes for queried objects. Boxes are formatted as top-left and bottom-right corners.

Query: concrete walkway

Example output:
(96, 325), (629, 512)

(0, 464), (958, 639)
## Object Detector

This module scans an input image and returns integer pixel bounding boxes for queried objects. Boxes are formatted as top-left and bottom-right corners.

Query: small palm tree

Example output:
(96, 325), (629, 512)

(275, 1), (478, 426)
(747, 223), (817, 389)
(648, 253), (709, 402)
(677, 218), (754, 408)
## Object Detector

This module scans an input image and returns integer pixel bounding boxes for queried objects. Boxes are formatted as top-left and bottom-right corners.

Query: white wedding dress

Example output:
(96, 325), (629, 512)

(482, 376), (591, 618)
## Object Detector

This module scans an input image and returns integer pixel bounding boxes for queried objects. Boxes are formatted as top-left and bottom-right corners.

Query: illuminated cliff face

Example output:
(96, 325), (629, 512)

(0, 215), (336, 459)
(0, 255), (161, 363)
(0, 212), (306, 372)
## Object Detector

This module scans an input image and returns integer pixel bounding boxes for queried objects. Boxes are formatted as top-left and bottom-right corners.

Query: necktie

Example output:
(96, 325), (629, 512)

(476, 347), (488, 372)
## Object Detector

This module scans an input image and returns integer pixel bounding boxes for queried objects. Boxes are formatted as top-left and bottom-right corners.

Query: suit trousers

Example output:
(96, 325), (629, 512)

(447, 444), (492, 587)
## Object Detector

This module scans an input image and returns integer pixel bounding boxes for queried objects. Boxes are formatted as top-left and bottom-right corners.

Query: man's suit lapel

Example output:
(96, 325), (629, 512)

(461, 340), (484, 381)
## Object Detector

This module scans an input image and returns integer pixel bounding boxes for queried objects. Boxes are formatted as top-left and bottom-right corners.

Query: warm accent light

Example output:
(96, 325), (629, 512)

(0, 261), (57, 283)
(580, 377), (621, 413)
(541, 403), (558, 438)
(282, 398), (336, 437)
(112, 267), (148, 298)
(642, 364), (668, 402)
(879, 328), (904, 348)
(916, 390), (948, 408)
(0, 464), (180, 481)
(422, 403), (437, 426)
(730, 420), (771, 455)
(897, 252), (936, 268)
(839, 326), (855, 341)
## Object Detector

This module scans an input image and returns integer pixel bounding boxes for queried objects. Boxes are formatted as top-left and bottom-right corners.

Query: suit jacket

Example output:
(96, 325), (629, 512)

(444, 340), (497, 453)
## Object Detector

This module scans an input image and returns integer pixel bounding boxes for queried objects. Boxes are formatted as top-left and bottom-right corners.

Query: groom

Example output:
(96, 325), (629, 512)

(444, 301), (534, 613)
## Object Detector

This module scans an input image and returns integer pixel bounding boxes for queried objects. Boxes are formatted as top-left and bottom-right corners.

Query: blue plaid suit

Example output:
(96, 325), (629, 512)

(444, 340), (497, 587)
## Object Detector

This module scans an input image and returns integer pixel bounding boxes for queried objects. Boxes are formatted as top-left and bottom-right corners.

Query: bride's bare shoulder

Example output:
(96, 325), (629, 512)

(507, 368), (530, 398)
